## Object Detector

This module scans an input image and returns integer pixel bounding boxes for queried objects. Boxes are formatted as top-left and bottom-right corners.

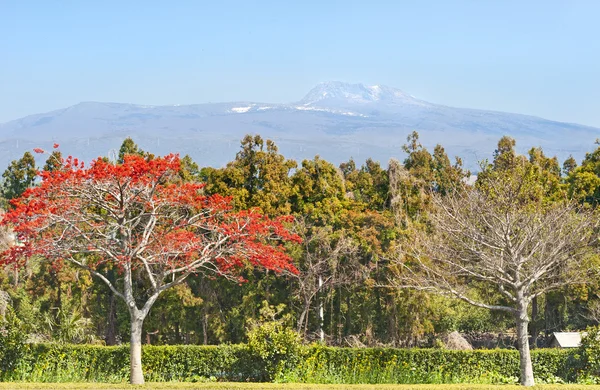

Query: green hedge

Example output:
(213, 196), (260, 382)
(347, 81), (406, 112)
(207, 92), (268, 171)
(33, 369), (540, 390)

(288, 346), (576, 384)
(4, 344), (260, 383)
(0, 344), (582, 384)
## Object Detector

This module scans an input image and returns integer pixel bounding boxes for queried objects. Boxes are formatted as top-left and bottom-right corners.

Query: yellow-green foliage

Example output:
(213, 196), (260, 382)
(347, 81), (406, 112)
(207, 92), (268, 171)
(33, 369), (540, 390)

(3, 384), (600, 390)
(2, 344), (582, 384)
(577, 325), (600, 380)
(246, 302), (302, 381)
(0, 308), (27, 374)
(287, 346), (573, 385)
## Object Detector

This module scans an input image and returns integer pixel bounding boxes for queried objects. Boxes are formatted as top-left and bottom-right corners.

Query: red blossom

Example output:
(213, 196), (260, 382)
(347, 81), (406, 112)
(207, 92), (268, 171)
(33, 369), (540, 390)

(53, 143), (60, 149)
(33, 148), (44, 154)
(0, 152), (299, 284)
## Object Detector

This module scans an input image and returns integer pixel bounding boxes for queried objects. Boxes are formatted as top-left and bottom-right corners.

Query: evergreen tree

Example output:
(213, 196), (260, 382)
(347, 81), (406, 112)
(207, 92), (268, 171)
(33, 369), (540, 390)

(492, 135), (519, 170)
(43, 151), (63, 172)
(178, 155), (201, 182)
(117, 137), (146, 163)
(204, 135), (297, 215)
(1, 152), (37, 205)
(567, 142), (600, 204)
(563, 155), (578, 176)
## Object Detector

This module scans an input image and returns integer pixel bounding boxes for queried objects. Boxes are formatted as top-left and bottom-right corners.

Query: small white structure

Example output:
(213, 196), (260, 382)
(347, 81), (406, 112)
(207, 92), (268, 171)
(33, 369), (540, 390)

(549, 332), (584, 348)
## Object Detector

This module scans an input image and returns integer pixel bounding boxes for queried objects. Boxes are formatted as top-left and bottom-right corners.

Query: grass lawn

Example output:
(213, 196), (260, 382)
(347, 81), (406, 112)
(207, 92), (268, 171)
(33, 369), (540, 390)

(2, 385), (600, 390)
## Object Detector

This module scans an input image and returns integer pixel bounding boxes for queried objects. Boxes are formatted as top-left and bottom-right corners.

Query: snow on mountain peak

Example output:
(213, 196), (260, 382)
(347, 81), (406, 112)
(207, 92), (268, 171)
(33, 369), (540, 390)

(299, 81), (421, 106)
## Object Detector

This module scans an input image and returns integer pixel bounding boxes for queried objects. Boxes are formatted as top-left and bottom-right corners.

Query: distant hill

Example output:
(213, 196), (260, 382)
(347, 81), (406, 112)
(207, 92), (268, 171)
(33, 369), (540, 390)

(0, 81), (598, 171)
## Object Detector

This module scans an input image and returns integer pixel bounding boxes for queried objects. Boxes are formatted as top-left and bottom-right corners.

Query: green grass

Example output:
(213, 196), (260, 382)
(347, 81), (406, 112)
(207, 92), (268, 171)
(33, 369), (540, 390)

(2, 385), (600, 390)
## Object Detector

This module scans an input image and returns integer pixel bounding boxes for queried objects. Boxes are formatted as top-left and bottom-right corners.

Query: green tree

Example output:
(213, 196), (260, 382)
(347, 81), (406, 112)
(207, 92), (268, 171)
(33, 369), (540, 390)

(402, 131), (434, 183)
(432, 145), (468, 195)
(493, 135), (518, 170)
(178, 155), (201, 183)
(563, 155), (578, 177)
(42, 151), (63, 173)
(117, 137), (146, 163)
(400, 131), (468, 196)
(1, 152), (37, 204)
(341, 158), (389, 210)
(204, 135), (297, 215)
(567, 142), (600, 204)
(291, 156), (346, 224)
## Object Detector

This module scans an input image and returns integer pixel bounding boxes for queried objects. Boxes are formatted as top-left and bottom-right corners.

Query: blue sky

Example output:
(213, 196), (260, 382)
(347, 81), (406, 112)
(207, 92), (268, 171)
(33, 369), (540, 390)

(1, 0), (600, 126)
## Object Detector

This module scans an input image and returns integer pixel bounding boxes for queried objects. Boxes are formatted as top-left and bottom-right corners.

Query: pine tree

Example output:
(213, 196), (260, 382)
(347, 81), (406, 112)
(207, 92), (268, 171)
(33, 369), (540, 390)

(43, 151), (63, 172)
(117, 137), (146, 163)
(1, 151), (37, 204)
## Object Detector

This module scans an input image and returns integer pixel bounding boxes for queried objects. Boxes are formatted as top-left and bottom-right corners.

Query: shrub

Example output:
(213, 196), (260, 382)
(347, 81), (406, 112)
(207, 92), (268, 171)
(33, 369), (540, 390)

(0, 343), (581, 384)
(6, 343), (260, 383)
(577, 325), (600, 380)
(246, 302), (301, 381)
(0, 307), (27, 378)
(287, 346), (574, 384)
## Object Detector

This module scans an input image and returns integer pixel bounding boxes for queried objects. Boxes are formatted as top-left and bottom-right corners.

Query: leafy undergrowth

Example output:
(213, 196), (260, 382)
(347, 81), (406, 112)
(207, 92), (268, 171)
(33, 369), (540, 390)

(2, 385), (600, 390)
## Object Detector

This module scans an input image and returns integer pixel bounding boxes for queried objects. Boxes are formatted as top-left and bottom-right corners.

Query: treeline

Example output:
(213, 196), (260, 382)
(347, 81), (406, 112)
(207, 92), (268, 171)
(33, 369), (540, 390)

(1, 133), (599, 347)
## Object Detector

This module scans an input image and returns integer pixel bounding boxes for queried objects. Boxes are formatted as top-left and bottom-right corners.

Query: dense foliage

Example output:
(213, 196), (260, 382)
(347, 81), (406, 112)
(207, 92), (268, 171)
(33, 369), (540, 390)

(0, 343), (585, 384)
(0, 146), (299, 384)
(0, 308), (27, 375)
(0, 134), (600, 364)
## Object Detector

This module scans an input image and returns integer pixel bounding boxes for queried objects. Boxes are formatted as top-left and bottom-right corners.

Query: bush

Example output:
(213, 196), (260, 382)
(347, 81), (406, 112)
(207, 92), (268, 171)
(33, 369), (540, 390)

(576, 325), (600, 380)
(286, 345), (574, 384)
(6, 343), (260, 383)
(0, 343), (582, 384)
(0, 308), (27, 378)
(246, 301), (301, 381)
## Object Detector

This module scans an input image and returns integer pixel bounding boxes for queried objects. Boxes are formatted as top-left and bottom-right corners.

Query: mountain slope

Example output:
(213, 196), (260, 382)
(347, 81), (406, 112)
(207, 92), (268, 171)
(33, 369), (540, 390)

(0, 82), (597, 171)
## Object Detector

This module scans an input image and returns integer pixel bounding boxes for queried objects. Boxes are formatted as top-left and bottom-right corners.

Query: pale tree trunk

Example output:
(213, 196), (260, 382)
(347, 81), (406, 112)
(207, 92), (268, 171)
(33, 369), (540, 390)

(318, 275), (324, 342)
(202, 311), (208, 345)
(127, 295), (159, 385)
(122, 259), (151, 385)
(130, 313), (145, 385)
(125, 281), (159, 385)
(297, 299), (311, 335)
(297, 305), (307, 334)
(515, 307), (534, 386)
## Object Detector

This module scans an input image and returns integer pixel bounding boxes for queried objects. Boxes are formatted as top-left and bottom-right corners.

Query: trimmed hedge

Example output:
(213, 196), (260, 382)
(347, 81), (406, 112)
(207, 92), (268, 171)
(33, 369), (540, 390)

(289, 346), (576, 384)
(0, 343), (582, 384)
(4, 344), (259, 383)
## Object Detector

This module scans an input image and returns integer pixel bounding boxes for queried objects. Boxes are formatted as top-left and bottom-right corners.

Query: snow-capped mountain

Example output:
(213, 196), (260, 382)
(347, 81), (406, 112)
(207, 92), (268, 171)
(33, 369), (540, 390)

(299, 81), (428, 108)
(0, 82), (598, 171)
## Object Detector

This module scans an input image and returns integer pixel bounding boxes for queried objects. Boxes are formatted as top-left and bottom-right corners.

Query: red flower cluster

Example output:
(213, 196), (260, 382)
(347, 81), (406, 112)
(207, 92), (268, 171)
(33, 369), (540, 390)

(1, 152), (299, 279)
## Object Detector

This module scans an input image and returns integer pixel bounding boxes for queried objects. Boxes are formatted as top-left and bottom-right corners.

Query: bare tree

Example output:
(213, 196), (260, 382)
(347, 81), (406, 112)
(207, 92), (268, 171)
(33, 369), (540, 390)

(582, 297), (600, 325)
(392, 168), (597, 386)
(291, 218), (363, 341)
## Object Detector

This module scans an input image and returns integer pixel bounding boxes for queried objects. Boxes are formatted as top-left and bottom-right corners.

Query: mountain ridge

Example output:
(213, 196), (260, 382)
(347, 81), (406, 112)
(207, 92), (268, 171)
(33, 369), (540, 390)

(0, 81), (597, 172)
(4, 81), (593, 126)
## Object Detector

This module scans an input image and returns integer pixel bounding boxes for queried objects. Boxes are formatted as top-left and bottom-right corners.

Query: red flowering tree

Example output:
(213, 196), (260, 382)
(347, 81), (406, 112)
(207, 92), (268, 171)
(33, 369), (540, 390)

(1, 150), (299, 385)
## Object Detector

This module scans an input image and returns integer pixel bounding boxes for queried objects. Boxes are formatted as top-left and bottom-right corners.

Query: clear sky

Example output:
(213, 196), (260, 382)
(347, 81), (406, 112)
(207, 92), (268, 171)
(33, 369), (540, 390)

(1, 0), (600, 126)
